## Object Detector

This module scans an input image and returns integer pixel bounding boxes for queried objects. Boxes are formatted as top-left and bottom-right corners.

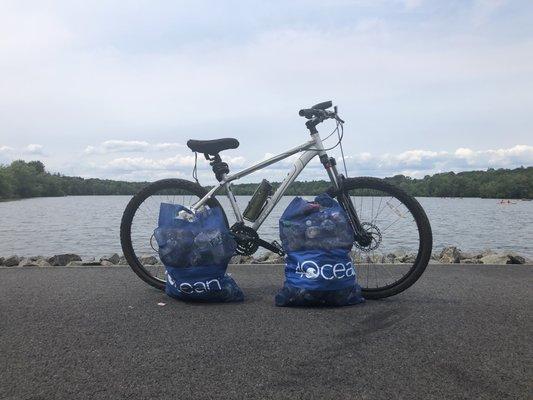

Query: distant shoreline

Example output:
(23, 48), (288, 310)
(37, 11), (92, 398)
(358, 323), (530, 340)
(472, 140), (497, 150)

(1, 194), (532, 202)
(1, 161), (532, 200)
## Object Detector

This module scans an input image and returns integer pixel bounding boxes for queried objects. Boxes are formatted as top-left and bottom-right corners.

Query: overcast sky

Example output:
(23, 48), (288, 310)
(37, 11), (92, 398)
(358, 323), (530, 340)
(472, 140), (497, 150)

(1, 0), (532, 183)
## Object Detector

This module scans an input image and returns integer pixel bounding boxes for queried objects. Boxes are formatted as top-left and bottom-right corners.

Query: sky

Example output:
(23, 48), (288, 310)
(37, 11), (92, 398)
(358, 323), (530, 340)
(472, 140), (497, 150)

(0, 0), (532, 184)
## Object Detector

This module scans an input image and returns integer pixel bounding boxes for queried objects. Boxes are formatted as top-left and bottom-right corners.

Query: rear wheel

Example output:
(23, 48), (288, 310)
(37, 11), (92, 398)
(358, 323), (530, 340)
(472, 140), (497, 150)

(120, 179), (227, 291)
(340, 177), (432, 299)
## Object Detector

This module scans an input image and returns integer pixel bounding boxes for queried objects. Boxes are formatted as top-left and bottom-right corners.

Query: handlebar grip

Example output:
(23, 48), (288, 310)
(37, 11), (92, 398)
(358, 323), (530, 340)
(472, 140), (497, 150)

(299, 108), (318, 118)
(311, 100), (332, 110)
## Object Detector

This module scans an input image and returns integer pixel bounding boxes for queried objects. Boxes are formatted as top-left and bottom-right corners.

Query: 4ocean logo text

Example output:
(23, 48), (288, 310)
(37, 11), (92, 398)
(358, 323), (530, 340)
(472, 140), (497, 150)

(295, 260), (356, 281)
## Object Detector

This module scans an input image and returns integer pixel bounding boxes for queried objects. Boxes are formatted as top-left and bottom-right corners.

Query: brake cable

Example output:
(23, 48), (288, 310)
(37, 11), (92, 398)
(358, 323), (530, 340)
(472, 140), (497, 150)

(192, 151), (200, 184)
(338, 122), (349, 177)
(312, 117), (349, 177)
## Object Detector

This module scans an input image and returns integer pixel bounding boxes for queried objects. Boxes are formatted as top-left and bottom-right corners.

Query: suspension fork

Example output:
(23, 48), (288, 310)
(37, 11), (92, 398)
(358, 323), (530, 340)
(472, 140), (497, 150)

(320, 155), (372, 246)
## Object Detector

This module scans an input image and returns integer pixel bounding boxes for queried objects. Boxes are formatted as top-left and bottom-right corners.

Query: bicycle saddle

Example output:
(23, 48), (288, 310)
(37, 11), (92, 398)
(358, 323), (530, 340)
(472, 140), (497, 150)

(186, 138), (239, 155)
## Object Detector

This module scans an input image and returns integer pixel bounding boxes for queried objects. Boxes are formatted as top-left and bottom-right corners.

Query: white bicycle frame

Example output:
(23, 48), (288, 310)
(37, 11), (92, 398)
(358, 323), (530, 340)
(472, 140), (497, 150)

(191, 132), (341, 231)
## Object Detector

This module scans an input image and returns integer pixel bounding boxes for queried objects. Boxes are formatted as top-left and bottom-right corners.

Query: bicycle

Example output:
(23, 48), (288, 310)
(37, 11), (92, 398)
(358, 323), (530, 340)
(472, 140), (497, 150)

(120, 101), (433, 299)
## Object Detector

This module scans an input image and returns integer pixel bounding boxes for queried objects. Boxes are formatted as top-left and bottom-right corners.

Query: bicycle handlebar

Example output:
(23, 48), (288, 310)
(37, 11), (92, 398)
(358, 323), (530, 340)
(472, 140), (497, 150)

(299, 100), (345, 127)
(298, 108), (324, 118)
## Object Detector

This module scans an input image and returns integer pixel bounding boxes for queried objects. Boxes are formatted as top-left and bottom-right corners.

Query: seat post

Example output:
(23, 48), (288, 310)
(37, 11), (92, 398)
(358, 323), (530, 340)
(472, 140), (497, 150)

(208, 153), (230, 181)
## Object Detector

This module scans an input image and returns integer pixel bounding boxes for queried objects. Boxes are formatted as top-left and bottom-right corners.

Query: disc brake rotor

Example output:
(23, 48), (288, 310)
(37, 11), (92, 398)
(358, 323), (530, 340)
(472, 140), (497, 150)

(354, 222), (382, 252)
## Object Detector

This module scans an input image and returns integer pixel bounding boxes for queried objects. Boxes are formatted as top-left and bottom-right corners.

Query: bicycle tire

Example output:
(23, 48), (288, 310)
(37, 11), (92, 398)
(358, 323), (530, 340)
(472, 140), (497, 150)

(120, 178), (227, 291)
(341, 177), (433, 299)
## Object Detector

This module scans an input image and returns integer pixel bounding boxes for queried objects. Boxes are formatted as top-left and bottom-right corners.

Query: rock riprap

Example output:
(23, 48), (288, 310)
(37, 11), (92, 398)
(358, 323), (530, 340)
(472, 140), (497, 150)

(48, 254), (82, 266)
(0, 248), (531, 266)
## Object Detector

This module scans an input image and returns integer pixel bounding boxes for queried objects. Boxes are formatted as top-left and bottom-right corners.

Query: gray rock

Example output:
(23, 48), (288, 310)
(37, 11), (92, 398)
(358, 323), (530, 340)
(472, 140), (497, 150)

(252, 251), (284, 264)
(0, 257), (4, 266)
(100, 260), (114, 266)
(25, 256), (50, 266)
(508, 254), (526, 264)
(251, 253), (267, 263)
(385, 253), (397, 263)
(399, 254), (417, 263)
(476, 249), (495, 259)
(479, 253), (511, 265)
(458, 251), (475, 261)
(48, 254), (82, 266)
(139, 255), (158, 265)
(4, 255), (21, 267)
(364, 254), (386, 264)
(459, 258), (482, 264)
(350, 252), (363, 263)
(99, 253), (120, 265)
(230, 255), (254, 264)
(394, 250), (409, 263)
(81, 258), (101, 266)
(118, 256), (127, 265)
(19, 258), (39, 267)
(439, 246), (461, 263)
(67, 261), (84, 266)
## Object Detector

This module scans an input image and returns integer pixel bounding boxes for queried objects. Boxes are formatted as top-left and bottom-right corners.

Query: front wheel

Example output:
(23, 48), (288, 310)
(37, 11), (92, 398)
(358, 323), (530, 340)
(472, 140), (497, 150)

(339, 177), (433, 299)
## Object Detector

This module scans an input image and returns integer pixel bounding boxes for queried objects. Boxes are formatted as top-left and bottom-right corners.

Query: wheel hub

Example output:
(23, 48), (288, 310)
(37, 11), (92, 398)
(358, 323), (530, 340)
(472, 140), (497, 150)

(354, 222), (382, 252)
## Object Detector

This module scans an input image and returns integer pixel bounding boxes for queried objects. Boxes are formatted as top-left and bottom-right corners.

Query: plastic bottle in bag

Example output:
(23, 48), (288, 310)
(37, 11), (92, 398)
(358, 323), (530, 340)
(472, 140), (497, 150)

(155, 228), (194, 266)
(193, 230), (225, 265)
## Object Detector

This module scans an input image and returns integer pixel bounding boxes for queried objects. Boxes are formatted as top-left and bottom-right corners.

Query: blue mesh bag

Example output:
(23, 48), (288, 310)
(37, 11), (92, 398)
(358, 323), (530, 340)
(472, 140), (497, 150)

(154, 203), (243, 302)
(276, 194), (364, 307)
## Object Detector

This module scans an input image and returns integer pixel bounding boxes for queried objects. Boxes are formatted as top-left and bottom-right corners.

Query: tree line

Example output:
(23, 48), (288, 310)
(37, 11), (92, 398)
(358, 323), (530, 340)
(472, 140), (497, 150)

(0, 160), (531, 200)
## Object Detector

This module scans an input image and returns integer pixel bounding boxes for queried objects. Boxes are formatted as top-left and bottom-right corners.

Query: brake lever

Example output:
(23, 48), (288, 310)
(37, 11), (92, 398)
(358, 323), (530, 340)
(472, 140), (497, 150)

(333, 106), (345, 123)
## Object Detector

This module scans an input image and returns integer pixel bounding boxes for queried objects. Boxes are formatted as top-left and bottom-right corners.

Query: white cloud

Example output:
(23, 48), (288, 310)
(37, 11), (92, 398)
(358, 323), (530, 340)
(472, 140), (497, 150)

(106, 155), (196, 171)
(24, 144), (45, 155)
(74, 145), (532, 181)
(0, 144), (46, 163)
(101, 154), (246, 174)
(0, 145), (13, 164)
(0, 145), (14, 153)
(342, 144), (533, 178)
(84, 140), (184, 154)
(153, 142), (185, 151)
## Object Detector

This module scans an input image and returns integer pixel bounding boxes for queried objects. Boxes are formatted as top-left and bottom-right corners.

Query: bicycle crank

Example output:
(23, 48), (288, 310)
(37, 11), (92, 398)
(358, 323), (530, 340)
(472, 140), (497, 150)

(230, 223), (285, 256)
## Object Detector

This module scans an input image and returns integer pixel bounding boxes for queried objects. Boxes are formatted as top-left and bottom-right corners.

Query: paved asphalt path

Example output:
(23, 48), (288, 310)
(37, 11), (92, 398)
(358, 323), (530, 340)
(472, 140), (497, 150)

(1, 264), (531, 400)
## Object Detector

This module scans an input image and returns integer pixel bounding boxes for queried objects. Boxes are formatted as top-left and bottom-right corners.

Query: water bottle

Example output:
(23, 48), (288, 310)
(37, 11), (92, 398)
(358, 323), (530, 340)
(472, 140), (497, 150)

(243, 179), (272, 222)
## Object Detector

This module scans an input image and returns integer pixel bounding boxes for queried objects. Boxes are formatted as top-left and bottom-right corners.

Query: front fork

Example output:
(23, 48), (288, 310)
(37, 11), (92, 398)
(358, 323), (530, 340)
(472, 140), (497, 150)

(320, 155), (372, 247)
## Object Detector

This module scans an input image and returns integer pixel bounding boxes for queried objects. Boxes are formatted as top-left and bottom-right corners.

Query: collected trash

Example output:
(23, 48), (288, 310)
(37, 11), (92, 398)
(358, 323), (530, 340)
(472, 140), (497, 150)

(276, 194), (364, 307)
(154, 203), (243, 302)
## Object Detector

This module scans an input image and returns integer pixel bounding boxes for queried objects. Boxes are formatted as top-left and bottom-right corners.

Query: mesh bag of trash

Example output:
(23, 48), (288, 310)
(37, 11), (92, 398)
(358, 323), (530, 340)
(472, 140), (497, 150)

(276, 194), (364, 307)
(154, 203), (243, 302)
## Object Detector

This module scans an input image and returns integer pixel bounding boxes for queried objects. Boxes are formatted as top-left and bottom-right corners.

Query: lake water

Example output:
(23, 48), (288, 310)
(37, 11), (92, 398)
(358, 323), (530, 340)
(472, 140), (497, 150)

(0, 196), (532, 259)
